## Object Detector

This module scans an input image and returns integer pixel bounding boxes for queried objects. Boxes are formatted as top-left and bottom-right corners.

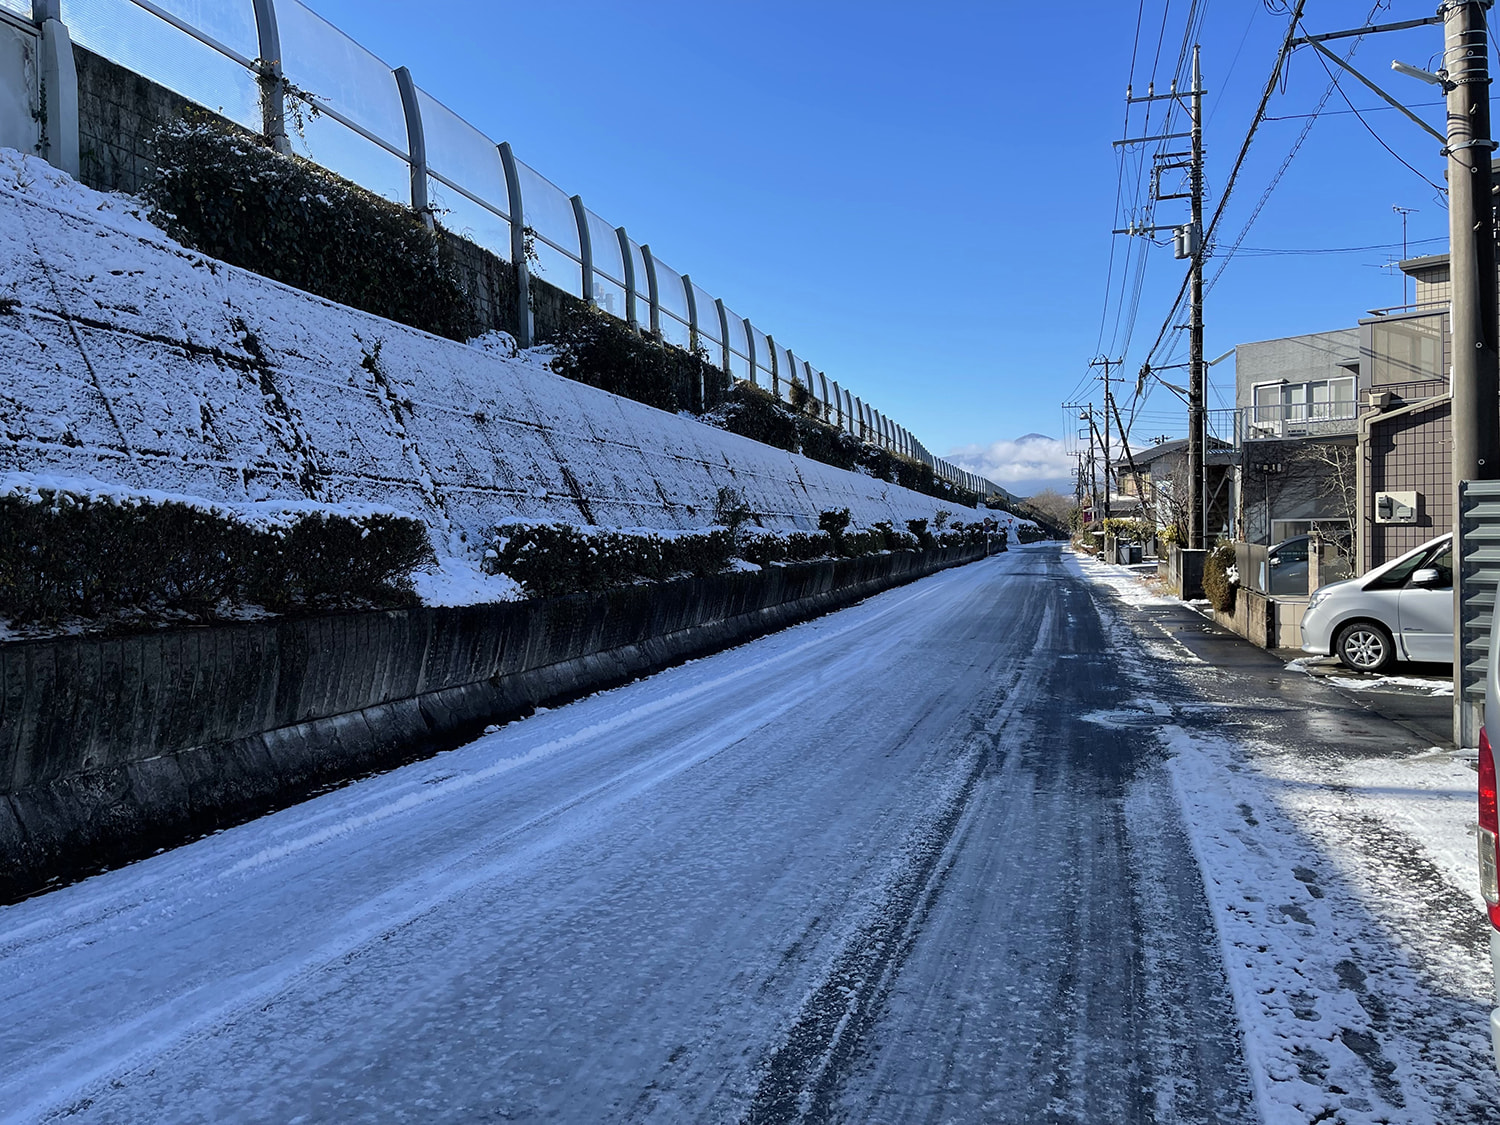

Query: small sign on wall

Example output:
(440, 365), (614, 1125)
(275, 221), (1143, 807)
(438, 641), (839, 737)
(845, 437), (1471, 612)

(1375, 491), (1418, 524)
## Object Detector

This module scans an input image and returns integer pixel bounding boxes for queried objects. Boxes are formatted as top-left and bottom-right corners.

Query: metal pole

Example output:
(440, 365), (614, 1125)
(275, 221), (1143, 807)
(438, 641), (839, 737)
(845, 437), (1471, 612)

(1446, 1), (1499, 492)
(572, 196), (593, 306)
(393, 67), (431, 229)
(497, 142), (532, 348)
(251, 0), (290, 155)
(1445, 0), (1499, 744)
(1188, 44), (1207, 549)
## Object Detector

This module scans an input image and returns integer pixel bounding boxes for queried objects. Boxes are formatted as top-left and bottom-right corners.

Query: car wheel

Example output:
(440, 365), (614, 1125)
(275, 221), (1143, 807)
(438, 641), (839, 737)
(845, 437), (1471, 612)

(1334, 621), (1394, 672)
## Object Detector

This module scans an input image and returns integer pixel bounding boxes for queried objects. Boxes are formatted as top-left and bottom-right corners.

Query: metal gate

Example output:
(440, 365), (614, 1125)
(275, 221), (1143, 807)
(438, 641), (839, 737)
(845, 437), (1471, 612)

(1457, 480), (1500, 747)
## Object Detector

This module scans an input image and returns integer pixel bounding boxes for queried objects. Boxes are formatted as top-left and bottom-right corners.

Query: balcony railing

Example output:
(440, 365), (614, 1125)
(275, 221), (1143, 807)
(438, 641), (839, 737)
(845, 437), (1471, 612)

(1239, 401), (1359, 441)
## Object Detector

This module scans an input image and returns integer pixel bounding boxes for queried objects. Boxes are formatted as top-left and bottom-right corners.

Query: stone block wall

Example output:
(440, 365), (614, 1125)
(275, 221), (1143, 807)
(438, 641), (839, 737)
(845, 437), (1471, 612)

(74, 45), (195, 195)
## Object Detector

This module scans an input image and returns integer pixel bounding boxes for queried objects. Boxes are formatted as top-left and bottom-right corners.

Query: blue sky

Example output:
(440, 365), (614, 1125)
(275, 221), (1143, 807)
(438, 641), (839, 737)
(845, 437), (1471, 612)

(301, 0), (1457, 496)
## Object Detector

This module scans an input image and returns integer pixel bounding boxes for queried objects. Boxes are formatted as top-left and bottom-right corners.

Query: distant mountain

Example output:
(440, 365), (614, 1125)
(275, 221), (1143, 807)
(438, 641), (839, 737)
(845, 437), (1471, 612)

(1016, 433), (1055, 443)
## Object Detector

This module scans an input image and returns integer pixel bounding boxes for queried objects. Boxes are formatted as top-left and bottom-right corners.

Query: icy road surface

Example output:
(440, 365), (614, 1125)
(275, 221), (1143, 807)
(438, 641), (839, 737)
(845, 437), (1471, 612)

(2, 545), (1494, 1123)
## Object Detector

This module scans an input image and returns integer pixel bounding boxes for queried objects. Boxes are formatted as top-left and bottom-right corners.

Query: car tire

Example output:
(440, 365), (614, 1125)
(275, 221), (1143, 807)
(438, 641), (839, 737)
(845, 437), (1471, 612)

(1334, 620), (1395, 673)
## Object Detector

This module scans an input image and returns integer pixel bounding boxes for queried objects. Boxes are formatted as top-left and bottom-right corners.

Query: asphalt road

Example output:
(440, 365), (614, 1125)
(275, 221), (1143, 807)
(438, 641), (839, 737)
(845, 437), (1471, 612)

(0, 545), (1410, 1123)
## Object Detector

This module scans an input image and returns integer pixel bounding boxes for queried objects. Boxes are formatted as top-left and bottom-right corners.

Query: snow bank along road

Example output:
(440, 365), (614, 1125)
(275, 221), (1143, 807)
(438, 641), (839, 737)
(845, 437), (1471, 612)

(2, 545), (1494, 1123)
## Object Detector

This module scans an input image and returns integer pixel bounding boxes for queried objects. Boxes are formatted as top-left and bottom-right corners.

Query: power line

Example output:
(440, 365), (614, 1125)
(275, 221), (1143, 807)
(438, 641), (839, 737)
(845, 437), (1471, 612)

(1304, 30), (1448, 199)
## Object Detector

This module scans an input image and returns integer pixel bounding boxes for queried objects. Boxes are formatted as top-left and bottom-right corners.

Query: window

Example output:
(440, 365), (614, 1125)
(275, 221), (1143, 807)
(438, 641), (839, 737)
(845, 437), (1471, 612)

(1251, 377), (1356, 436)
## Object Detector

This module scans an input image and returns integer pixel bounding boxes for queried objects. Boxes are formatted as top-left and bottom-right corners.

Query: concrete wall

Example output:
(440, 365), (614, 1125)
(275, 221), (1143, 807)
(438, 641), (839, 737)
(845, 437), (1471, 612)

(0, 542), (987, 901)
(0, 161), (978, 549)
(1234, 327), (1362, 412)
(1213, 588), (1273, 649)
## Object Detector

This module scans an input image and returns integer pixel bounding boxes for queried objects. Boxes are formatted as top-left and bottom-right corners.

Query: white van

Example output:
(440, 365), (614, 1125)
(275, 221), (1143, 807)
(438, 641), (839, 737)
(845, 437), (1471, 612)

(1299, 534), (1453, 672)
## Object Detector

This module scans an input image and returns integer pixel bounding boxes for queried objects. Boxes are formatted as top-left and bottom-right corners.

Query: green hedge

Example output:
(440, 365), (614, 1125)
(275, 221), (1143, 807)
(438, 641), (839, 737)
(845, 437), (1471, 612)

(548, 304), (730, 414)
(0, 487), (432, 627)
(483, 523), (735, 598)
(145, 118), (479, 341)
(483, 513), (978, 599)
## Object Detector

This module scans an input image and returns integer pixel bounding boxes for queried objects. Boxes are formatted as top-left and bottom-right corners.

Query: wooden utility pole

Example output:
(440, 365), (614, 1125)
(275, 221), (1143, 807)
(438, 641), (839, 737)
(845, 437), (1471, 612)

(1446, 1), (1500, 492)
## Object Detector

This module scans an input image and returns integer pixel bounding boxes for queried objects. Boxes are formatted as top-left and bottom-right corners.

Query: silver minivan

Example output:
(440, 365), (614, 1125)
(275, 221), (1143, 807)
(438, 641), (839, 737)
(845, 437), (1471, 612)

(1299, 534), (1453, 671)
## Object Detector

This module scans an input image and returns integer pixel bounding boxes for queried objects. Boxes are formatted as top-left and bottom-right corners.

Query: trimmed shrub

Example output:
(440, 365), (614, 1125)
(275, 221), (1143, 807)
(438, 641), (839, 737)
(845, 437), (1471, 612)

(1204, 542), (1238, 613)
(703, 382), (802, 451)
(1016, 524), (1048, 544)
(548, 303), (729, 414)
(0, 488), (430, 627)
(482, 523), (734, 598)
(818, 508), (851, 553)
(144, 118), (478, 341)
(906, 519), (934, 548)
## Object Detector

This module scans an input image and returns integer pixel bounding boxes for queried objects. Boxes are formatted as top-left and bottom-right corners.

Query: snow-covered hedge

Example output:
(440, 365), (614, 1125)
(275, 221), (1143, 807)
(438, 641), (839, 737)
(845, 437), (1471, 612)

(144, 119), (478, 342)
(483, 514), (988, 599)
(483, 522), (736, 598)
(0, 477), (432, 627)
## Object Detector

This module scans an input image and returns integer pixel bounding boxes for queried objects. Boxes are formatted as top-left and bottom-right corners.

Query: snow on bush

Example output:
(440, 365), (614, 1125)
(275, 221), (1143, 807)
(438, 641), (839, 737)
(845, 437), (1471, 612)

(0, 473), (431, 628)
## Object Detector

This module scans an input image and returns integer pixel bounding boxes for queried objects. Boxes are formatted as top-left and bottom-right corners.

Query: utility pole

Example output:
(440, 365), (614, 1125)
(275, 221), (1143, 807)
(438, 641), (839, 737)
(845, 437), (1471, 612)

(1445, 1), (1499, 492)
(1116, 50), (1207, 546)
(1187, 44), (1207, 550)
(1090, 357), (1120, 522)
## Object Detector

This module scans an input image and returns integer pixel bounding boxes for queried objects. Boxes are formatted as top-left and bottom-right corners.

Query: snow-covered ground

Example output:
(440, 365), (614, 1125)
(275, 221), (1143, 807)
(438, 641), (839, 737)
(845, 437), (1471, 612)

(1072, 551), (1495, 1123)
(1, 544), (1489, 1123)
(0, 148), (1021, 597)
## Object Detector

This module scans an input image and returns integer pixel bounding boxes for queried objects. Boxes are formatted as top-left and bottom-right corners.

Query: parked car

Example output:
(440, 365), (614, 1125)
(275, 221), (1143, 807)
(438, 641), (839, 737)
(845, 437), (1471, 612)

(1299, 533), (1453, 672)
(1477, 585), (1500, 1071)
(1263, 535), (1312, 597)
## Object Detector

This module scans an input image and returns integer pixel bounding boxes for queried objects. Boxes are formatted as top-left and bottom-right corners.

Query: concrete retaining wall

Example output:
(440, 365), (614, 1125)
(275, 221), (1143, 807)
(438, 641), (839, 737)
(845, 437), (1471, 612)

(0, 543), (986, 901)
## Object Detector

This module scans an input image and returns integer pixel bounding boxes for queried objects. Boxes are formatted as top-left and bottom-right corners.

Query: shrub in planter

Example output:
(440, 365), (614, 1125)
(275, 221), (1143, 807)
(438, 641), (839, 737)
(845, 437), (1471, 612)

(251, 511), (432, 610)
(0, 486), (430, 627)
(843, 528), (886, 556)
(1204, 542), (1238, 613)
(483, 523), (734, 597)
(783, 530), (835, 562)
(818, 508), (851, 553)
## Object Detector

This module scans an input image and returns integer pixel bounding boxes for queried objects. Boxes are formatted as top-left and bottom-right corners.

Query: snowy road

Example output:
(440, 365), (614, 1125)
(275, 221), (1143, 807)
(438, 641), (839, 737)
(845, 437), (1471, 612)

(2, 546), (1493, 1122)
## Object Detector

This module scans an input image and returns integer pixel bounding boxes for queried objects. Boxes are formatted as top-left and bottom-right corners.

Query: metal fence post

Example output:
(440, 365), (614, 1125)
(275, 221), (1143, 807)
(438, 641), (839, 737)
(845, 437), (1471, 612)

(744, 319), (758, 386)
(572, 195), (593, 306)
(681, 274), (705, 408)
(392, 67), (431, 228)
(32, 0), (78, 176)
(498, 142), (533, 347)
(641, 244), (661, 337)
(250, 0), (289, 155)
(766, 335), (780, 399)
(615, 227), (638, 330)
(714, 299), (732, 376)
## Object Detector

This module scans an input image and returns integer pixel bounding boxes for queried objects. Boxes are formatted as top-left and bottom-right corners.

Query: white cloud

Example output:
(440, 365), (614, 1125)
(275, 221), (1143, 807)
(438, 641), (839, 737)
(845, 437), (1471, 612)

(947, 435), (1075, 498)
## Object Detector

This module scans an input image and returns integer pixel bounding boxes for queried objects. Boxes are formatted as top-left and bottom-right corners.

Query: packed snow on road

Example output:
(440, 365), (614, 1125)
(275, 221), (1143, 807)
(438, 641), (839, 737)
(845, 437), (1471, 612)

(2, 545), (1495, 1123)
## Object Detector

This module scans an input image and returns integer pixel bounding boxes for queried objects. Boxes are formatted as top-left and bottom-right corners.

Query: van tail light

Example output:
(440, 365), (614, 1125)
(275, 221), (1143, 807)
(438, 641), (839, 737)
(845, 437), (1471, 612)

(1480, 727), (1500, 930)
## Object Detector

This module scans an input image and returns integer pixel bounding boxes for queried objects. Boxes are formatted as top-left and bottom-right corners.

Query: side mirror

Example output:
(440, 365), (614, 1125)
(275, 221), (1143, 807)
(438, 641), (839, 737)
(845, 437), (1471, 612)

(1269, 556), (1281, 567)
(1410, 567), (1441, 587)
